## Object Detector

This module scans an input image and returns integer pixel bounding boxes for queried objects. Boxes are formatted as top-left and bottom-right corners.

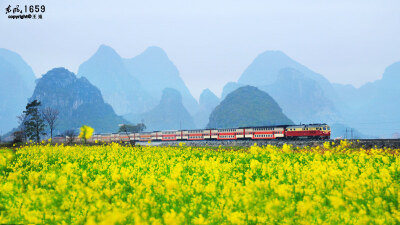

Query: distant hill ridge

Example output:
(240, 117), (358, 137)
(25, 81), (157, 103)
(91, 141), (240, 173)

(1, 46), (399, 138)
(0, 48), (36, 133)
(123, 46), (199, 115)
(124, 88), (196, 131)
(78, 45), (199, 117)
(333, 61), (400, 137)
(194, 89), (220, 128)
(222, 50), (340, 125)
(77, 45), (155, 115)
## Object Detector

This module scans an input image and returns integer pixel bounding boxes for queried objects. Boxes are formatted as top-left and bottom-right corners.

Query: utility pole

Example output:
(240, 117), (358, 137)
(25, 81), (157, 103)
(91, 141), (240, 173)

(345, 128), (347, 139)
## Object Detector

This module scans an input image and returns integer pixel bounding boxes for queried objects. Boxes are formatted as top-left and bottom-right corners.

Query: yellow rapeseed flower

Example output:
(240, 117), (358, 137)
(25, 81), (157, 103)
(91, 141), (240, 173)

(0, 143), (397, 224)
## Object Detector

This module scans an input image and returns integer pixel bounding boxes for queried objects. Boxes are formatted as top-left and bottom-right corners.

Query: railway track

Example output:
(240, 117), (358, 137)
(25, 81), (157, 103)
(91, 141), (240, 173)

(157, 139), (400, 149)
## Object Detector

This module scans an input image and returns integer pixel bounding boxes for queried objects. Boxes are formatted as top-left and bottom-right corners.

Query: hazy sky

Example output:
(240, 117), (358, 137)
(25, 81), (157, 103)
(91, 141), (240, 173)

(1, 0), (399, 99)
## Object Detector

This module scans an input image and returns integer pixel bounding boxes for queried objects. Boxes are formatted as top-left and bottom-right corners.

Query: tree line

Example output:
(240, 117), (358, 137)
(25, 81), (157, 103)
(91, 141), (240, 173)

(14, 100), (59, 143)
(12, 100), (146, 144)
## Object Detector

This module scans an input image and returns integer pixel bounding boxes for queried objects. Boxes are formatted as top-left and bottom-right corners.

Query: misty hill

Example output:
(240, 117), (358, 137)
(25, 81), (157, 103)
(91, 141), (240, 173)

(207, 86), (293, 128)
(0, 48), (36, 133)
(332, 83), (358, 110)
(222, 69), (339, 124)
(333, 62), (400, 137)
(261, 68), (338, 123)
(221, 50), (340, 125)
(30, 68), (127, 133)
(237, 50), (337, 102)
(194, 89), (220, 128)
(77, 45), (156, 115)
(123, 46), (199, 115)
(124, 88), (196, 131)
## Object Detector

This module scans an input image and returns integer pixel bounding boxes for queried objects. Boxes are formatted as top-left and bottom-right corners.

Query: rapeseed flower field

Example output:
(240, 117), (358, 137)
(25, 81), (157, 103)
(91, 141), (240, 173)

(0, 141), (399, 224)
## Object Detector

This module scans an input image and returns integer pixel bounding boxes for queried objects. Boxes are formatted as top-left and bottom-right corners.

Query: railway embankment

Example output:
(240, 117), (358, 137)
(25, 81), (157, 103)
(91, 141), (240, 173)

(158, 139), (400, 149)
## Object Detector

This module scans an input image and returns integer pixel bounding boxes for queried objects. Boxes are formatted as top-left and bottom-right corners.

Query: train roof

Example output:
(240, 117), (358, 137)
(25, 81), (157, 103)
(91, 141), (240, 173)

(179, 129), (207, 131)
(286, 123), (329, 128)
(238, 124), (290, 129)
(93, 123), (330, 135)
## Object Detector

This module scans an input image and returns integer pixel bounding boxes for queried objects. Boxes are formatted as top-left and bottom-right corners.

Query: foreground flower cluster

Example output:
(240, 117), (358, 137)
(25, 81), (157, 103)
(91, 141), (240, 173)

(0, 141), (399, 224)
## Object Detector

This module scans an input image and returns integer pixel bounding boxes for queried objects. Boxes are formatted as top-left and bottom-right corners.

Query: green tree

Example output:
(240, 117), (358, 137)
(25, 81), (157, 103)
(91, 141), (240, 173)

(79, 125), (94, 144)
(118, 123), (146, 133)
(23, 100), (46, 142)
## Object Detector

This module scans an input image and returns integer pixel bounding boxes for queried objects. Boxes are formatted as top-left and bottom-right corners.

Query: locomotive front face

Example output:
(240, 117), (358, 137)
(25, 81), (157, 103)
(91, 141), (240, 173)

(321, 124), (331, 134)
(285, 124), (331, 139)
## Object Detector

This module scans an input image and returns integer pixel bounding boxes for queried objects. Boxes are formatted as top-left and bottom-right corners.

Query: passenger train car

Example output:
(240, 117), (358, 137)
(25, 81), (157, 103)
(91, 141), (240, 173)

(53, 123), (330, 144)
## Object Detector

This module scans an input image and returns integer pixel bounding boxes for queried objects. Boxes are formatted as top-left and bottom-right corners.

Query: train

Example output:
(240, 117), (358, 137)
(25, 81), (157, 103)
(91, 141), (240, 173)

(53, 123), (331, 144)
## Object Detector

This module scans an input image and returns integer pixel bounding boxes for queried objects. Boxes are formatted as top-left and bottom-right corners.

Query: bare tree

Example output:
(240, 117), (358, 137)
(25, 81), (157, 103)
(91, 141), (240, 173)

(63, 129), (77, 145)
(42, 107), (59, 142)
(12, 131), (25, 144)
